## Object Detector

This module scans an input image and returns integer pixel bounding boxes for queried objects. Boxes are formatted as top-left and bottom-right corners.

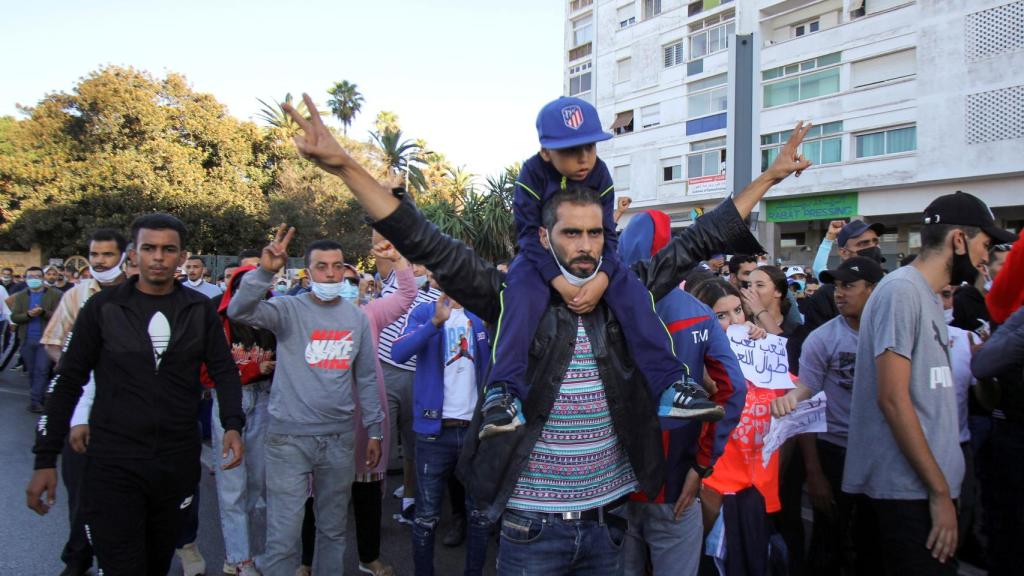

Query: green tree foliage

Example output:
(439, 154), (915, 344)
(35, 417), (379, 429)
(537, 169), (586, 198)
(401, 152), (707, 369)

(419, 164), (518, 264)
(326, 80), (363, 136)
(0, 66), (273, 255)
(256, 92), (323, 136)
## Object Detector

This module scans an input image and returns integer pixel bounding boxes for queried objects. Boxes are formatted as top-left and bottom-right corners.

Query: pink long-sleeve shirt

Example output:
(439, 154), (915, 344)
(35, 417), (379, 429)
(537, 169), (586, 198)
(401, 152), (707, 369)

(353, 264), (417, 480)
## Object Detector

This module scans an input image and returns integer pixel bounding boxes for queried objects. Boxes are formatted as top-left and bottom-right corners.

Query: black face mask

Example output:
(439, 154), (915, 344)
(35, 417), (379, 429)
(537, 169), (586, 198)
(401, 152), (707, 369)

(855, 246), (886, 264)
(950, 236), (980, 286)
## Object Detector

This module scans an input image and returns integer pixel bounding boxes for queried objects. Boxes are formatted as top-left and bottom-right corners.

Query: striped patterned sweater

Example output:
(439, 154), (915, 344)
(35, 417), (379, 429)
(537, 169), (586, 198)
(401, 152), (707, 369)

(376, 270), (441, 371)
(507, 317), (638, 512)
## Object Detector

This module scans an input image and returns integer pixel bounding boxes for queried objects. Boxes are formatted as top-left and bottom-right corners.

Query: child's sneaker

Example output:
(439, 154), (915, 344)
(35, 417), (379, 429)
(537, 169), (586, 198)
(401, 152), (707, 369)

(658, 371), (724, 421)
(479, 382), (525, 440)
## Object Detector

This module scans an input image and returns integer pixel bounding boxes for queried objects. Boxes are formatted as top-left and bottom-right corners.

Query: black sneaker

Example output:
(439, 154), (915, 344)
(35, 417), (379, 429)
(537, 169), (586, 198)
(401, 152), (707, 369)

(442, 514), (466, 547)
(478, 383), (525, 440)
(657, 378), (724, 421)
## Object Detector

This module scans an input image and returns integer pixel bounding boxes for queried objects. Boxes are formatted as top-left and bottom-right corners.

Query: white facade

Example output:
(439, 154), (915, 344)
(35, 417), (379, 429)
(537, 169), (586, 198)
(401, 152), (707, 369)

(563, 0), (1024, 264)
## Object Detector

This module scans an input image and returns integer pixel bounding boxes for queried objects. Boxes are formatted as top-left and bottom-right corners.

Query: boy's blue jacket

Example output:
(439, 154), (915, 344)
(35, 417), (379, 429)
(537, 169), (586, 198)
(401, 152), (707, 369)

(515, 154), (618, 283)
(391, 301), (491, 436)
(619, 209), (747, 503)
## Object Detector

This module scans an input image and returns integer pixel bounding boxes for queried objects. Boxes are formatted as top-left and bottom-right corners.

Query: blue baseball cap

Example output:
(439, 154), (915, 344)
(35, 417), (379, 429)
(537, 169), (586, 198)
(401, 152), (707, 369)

(536, 97), (613, 150)
(837, 220), (885, 248)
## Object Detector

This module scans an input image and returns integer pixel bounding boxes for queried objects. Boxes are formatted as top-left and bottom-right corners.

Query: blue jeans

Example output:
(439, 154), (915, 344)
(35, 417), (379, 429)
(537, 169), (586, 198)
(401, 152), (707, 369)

(413, 427), (491, 576)
(622, 500), (702, 576)
(263, 432), (354, 576)
(21, 338), (50, 405)
(497, 508), (627, 576)
(212, 383), (270, 564)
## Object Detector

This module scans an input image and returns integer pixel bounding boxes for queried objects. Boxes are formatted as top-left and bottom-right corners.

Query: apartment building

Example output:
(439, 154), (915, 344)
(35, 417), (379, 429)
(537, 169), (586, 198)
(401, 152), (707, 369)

(564, 0), (1024, 264)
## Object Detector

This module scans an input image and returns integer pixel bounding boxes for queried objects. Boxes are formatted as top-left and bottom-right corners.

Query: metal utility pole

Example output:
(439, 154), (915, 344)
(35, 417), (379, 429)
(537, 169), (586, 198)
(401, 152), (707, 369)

(726, 2), (773, 256)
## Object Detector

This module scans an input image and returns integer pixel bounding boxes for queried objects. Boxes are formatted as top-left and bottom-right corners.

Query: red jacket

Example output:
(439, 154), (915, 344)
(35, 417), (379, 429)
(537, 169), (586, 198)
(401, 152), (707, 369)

(987, 230), (1024, 324)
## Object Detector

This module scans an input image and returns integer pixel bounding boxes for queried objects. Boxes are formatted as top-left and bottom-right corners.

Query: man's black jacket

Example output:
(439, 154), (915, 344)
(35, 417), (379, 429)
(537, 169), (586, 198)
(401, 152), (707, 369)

(33, 278), (244, 469)
(372, 197), (762, 521)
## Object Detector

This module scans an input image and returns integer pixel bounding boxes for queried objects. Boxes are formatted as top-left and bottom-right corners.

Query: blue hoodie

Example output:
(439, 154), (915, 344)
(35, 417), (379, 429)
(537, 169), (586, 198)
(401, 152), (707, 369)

(391, 300), (491, 436)
(619, 210), (747, 504)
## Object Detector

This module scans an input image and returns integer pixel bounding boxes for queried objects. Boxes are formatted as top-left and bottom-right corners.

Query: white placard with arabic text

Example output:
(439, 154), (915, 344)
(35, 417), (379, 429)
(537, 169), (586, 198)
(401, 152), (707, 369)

(761, 392), (828, 467)
(726, 325), (795, 390)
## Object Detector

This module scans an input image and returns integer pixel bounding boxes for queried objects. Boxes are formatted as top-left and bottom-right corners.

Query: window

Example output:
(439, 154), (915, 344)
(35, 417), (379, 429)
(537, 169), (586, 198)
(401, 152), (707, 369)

(641, 104), (661, 128)
(687, 74), (727, 118)
(688, 2), (703, 17)
(569, 62), (592, 96)
(643, 0), (662, 19)
(615, 164), (631, 189)
(570, 0), (594, 12)
(611, 110), (635, 135)
(761, 121), (843, 170)
(690, 12), (736, 59)
(617, 58), (632, 82)
(763, 53), (841, 107)
(687, 137), (727, 178)
(661, 157), (683, 182)
(573, 15), (593, 46)
(792, 20), (820, 37)
(855, 125), (916, 158)
(664, 41), (684, 68)
(618, 3), (637, 28)
(850, 0), (866, 18)
(851, 49), (916, 88)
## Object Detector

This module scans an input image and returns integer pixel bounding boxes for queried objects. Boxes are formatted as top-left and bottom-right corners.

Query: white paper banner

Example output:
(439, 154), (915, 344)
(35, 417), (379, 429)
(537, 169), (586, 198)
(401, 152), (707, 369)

(726, 325), (795, 390)
(761, 392), (828, 467)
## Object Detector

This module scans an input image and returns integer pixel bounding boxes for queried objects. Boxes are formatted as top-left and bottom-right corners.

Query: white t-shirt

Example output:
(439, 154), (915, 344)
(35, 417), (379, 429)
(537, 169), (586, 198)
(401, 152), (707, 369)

(948, 325), (976, 444)
(442, 308), (477, 421)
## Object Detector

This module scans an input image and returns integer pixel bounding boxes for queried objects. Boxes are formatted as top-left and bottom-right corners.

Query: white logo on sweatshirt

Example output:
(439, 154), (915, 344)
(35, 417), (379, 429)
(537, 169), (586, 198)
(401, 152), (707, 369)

(305, 330), (354, 370)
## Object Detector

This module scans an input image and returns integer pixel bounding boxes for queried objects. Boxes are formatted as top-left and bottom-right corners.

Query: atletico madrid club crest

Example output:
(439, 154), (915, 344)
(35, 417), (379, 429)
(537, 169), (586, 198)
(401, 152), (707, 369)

(562, 105), (584, 130)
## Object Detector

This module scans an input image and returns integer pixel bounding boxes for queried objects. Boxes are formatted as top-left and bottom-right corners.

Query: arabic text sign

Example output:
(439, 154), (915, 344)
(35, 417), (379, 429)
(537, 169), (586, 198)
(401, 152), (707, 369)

(761, 392), (827, 467)
(726, 325), (795, 390)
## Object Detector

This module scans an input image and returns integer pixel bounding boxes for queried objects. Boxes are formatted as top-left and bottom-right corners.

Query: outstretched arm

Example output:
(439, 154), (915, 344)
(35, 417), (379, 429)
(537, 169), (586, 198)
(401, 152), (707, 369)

(283, 95), (401, 221)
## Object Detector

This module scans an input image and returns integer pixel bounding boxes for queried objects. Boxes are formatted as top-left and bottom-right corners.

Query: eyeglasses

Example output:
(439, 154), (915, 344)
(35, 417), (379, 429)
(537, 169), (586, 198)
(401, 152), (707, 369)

(992, 244), (1012, 252)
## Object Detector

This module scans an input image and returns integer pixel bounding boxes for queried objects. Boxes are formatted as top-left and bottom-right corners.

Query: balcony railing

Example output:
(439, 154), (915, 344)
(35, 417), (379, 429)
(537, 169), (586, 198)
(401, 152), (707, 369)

(569, 42), (593, 61)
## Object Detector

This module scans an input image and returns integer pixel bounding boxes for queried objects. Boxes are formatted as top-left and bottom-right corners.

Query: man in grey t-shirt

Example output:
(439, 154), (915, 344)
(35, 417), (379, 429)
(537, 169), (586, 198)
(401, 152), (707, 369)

(772, 256), (882, 574)
(843, 191), (1015, 573)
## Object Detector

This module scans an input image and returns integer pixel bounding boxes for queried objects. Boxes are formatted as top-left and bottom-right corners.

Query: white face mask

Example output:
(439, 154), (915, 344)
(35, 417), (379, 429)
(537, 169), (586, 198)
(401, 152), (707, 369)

(547, 239), (602, 288)
(91, 253), (127, 284)
(944, 308), (955, 325)
(186, 278), (203, 287)
(310, 281), (343, 302)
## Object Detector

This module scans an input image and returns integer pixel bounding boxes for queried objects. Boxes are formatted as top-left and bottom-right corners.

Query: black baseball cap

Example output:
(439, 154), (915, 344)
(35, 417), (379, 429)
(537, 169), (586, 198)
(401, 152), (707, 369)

(923, 191), (1016, 244)
(819, 256), (885, 285)
(837, 220), (886, 248)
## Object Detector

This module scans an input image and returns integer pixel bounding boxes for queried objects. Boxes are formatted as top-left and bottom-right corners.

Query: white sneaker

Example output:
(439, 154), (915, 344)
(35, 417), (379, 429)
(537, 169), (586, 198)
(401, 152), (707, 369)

(392, 485), (404, 499)
(294, 566), (311, 576)
(175, 542), (206, 576)
(223, 561), (237, 575)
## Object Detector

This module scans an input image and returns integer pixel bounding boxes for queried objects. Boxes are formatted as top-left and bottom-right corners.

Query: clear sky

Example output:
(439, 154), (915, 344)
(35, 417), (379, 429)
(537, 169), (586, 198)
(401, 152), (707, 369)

(0, 0), (565, 179)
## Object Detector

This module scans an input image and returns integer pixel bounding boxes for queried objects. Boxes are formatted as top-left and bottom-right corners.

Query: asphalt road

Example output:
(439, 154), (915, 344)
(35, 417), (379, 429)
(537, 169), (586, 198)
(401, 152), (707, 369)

(1, 368), (495, 575)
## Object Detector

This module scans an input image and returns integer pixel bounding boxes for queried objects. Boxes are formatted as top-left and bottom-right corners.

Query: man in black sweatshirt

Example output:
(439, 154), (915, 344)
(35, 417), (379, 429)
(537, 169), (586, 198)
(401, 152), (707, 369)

(26, 213), (245, 576)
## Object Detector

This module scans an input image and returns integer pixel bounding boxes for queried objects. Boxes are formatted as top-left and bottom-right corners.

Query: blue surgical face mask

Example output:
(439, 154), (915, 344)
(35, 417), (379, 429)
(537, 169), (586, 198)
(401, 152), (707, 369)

(310, 281), (343, 302)
(26, 278), (43, 290)
(339, 281), (359, 302)
(794, 279), (806, 292)
(415, 275), (428, 289)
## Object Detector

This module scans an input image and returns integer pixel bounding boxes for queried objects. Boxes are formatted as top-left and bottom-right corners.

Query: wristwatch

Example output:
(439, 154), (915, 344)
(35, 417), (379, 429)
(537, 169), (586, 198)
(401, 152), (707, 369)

(369, 435), (384, 442)
(692, 463), (714, 479)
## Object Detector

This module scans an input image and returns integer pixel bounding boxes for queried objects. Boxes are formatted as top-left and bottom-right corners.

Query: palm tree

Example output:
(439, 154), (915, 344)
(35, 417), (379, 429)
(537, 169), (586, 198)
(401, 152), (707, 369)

(255, 93), (318, 135)
(326, 81), (364, 135)
(370, 128), (426, 192)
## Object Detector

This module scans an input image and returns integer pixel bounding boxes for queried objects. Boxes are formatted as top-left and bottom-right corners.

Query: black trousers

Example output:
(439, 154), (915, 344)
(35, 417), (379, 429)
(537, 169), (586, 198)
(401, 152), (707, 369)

(60, 442), (93, 571)
(80, 450), (200, 576)
(861, 497), (959, 576)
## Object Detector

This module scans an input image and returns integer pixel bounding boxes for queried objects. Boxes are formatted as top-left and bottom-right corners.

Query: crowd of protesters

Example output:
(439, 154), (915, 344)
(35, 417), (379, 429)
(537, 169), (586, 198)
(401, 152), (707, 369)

(7, 92), (1020, 576)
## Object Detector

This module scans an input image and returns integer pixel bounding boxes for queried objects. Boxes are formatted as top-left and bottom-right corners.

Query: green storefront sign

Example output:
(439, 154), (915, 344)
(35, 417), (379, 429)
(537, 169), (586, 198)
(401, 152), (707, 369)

(766, 192), (858, 223)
